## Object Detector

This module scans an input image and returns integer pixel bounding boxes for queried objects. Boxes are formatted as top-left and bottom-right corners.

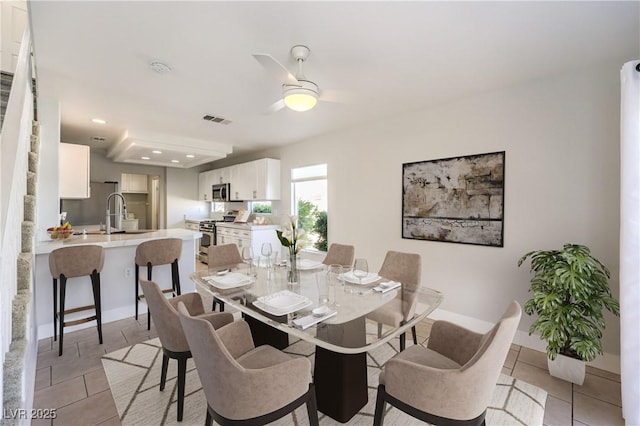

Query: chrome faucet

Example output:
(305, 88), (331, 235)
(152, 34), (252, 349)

(105, 192), (128, 235)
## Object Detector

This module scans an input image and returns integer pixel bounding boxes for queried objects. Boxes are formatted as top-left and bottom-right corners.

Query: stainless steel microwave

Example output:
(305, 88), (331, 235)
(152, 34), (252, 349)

(212, 183), (230, 202)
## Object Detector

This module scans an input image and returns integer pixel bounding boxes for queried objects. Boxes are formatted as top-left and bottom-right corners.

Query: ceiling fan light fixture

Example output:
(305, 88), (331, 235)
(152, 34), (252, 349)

(283, 80), (319, 112)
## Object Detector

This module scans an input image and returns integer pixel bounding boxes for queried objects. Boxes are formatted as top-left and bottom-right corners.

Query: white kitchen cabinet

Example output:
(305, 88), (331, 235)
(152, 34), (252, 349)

(209, 168), (231, 185)
(121, 173), (148, 193)
(229, 158), (280, 201)
(60, 143), (90, 199)
(215, 223), (281, 258)
(198, 170), (214, 201)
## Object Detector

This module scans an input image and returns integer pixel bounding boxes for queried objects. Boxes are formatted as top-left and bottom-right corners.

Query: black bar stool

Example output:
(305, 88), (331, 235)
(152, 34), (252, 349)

(49, 245), (105, 356)
(135, 238), (182, 329)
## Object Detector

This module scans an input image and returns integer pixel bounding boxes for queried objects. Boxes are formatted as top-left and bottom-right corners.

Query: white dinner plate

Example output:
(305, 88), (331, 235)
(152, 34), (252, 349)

(253, 290), (313, 316)
(342, 271), (380, 285)
(203, 272), (254, 289)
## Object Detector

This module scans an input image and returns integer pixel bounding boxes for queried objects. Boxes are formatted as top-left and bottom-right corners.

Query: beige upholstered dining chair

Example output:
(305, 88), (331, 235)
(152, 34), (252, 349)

(176, 301), (319, 426)
(322, 243), (355, 267)
(207, 243), (244, 311)
(367, 251), (422, 351)
(139, 279), (234, 422)
(373, 301), (522, 426)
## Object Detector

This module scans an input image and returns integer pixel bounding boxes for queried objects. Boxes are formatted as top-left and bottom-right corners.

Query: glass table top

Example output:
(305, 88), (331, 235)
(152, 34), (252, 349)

(191, 263), (443, 354)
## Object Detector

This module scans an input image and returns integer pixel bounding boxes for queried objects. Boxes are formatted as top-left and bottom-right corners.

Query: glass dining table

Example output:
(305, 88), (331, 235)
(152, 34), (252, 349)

(191, 261), (443, 423)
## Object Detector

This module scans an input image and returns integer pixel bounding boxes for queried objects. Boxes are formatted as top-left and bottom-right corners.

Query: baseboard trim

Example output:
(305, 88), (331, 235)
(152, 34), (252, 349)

(429, 308), (620, 375)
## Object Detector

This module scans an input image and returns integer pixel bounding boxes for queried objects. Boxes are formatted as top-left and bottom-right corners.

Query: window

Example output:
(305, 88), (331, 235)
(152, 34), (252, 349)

(250, 201), (272, 214)
(291, 164), (327, 251)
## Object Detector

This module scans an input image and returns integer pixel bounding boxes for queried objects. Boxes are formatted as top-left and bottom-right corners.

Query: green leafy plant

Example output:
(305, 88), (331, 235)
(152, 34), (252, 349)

(313, 211), (327, 251)
(518, 244), (620, 362)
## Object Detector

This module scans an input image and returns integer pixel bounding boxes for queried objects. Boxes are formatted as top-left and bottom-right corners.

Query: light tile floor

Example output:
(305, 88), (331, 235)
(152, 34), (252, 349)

(32, 295), (624, 425)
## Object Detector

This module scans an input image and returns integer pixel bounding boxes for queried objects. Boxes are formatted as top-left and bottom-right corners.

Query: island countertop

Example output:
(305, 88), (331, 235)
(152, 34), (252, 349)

(35, 228), (202, 255)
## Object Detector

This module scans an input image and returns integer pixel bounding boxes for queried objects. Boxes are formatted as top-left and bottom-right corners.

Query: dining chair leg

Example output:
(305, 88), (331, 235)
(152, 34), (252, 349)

(306, 384), (319, 426)
(400, 332), (406, 351)
(377, 322), (383, 338)
(373, 385), (387, 426)
(177, 356), (187, 421)
(205, 406), (213, 426)
(160, 354), (169, 391)
(411, 325), (418, 345)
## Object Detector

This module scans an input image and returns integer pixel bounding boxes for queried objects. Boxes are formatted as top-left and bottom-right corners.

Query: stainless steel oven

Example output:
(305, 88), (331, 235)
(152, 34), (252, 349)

(198, 220), (216, 263)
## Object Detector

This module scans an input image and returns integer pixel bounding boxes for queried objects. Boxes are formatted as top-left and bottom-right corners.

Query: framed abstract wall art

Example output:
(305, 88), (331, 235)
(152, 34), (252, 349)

(402, 151), (505, 247)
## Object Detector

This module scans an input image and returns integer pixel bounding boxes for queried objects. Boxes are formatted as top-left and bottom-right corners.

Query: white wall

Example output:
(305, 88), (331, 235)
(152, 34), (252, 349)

(236, 61), (623, 366)
(166, 166), (209, 228)
(36, 97), (60, 234)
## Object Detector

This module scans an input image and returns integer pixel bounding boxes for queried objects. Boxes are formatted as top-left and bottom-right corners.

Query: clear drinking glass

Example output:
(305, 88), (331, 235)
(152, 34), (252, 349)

(241, 246), (254, 276)
(353, 258), (369, 285)
(316, 271), (329, 306)
(327, 264), (343, 307)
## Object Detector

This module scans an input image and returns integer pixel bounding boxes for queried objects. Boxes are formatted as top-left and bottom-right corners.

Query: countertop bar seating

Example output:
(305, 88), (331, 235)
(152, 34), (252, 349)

(48, 245), (105, 356)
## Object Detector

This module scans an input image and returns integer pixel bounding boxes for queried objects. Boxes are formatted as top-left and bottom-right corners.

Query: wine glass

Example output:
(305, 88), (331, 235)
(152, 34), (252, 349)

(261, 242), (273, 269)
(353, 258), (369, 285)
(241, 246), (254, 276)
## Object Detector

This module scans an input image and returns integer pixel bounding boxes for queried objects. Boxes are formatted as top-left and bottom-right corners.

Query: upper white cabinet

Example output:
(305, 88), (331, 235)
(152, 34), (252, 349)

(121, 173), (148, 193)
(230, 158), (280, 201)
(60, 143), (90, 199)
(199, 158), (280, 202)
(198, 170), (214, 201)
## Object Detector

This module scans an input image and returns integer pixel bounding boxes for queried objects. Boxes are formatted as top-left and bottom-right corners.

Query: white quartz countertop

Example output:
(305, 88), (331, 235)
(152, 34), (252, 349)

(214, 222), (279, 230)
(35, 228), (201, 255)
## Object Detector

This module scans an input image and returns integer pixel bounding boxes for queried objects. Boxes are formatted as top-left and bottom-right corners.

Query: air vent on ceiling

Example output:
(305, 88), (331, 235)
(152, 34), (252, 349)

(203, 114), (231, 125)
(91, 136), (107, 142)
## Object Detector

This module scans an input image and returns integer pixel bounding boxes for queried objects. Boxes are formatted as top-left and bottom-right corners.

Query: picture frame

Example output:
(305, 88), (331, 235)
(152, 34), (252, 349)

(402, 151), (505, 247)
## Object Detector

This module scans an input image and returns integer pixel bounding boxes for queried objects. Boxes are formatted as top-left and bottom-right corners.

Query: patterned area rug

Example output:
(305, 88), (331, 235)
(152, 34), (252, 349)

(102, 338), (547, 425)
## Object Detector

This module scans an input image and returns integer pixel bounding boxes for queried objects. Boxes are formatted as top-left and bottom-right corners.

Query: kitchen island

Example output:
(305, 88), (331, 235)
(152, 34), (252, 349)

(34, 229), (201, 339)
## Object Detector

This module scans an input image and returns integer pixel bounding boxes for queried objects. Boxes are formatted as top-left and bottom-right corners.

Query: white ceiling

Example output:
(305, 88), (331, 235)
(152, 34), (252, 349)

(28, 1), (638, 168)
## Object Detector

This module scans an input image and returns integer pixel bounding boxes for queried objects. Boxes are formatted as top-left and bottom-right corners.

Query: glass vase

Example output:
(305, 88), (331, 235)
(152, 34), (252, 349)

(287, 252), (300, 285)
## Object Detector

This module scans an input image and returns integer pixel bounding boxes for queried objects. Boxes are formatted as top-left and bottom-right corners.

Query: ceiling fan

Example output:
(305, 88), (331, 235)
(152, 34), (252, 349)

(253, 45), (322, 113)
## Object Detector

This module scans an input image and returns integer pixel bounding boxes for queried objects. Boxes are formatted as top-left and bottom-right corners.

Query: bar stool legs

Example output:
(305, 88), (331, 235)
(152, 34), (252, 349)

(54, 270), (103, 356)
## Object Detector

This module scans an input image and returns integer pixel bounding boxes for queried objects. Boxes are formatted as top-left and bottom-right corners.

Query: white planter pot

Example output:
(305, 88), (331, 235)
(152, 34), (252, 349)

(547, 354), (586, 385)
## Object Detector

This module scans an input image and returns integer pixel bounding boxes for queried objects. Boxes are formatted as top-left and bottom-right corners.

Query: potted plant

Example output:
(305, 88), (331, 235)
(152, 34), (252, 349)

(518, 243), (620, 384)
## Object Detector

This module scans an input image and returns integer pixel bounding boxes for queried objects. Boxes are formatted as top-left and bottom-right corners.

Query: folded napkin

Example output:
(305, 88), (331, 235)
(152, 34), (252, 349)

(373, 281), (401, 293)
(297, 259), (324, 270)
(292, 309), (337, 330)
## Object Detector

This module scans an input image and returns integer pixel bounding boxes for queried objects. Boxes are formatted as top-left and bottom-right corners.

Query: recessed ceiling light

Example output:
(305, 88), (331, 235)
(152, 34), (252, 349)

(141, 156), (150, 160)
(171, 160), (180, 163)
(91, 118), (107, 124)
(152, 150), (162, 154)
(185, 154), (195, 158)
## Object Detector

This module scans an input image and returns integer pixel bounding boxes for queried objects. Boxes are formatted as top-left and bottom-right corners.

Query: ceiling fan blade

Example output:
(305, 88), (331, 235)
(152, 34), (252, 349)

(263, 99), (286, 115)
(253, 54), (299, 86)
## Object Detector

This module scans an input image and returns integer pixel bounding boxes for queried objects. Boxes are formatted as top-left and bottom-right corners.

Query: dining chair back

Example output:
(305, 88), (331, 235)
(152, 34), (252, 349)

(207, 243), (243, 311)
(177, 302), (319, 426)
(139, 279), (233, 421)
(368, 250), (421, 351)
(207, 243), (243, 267)
(373, 301), (522, 426)
(322, 243), (355, 267)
